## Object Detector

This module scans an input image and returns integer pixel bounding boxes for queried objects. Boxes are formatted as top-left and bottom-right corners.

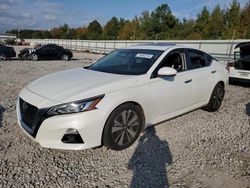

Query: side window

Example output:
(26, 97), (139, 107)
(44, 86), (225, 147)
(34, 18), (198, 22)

(49, 45), (56, 52)
(41, 46), (49, 52)
(187, 50), (207, 70)
(158, 51), (184, 72)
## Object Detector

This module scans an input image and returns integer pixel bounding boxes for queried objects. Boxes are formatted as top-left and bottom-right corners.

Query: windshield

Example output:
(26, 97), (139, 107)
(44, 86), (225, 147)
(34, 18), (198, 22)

(34, 44), (44, 50)
(88, 49), (163, 75)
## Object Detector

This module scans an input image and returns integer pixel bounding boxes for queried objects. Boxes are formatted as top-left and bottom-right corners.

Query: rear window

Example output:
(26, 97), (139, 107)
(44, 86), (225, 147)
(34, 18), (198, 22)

(188, 50), (207, 70)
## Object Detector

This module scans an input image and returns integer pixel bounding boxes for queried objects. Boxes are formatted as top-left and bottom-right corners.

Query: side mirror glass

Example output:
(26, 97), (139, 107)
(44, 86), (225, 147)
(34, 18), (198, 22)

(234, 51), (240, 61)
(158, 67), (177, 77)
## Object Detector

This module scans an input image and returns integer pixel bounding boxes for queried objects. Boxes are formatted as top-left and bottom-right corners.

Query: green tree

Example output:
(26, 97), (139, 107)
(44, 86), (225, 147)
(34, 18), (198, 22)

(240, 1), (250, 38)
(87, 20), (103, 40)
(75, 27), (88, 40)
(206, 5), (225, 39)
(224, 0), (241, 38)
(195, 6), (209, 38)
(118, 19), (139, 40)
(103, 17), (120, 40)
(151, 4), (177, 39)
(178, 19), (198, 39)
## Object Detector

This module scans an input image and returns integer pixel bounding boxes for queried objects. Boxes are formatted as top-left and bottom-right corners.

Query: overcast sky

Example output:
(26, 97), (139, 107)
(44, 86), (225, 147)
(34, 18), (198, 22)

(0, 0), (249, 32)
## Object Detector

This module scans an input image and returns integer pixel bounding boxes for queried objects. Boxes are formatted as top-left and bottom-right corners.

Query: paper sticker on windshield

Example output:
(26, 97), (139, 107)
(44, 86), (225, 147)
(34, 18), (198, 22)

(135, 53), (153, 59)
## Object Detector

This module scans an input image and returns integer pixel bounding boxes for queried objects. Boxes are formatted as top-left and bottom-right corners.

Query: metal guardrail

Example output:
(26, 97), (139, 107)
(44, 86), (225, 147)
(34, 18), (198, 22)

(25, 39), (250, 61)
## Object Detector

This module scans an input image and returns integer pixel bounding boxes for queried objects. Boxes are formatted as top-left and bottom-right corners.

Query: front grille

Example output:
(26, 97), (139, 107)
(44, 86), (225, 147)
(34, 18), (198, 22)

(19, 98), (49, 137)
(19, 98), (38, 129)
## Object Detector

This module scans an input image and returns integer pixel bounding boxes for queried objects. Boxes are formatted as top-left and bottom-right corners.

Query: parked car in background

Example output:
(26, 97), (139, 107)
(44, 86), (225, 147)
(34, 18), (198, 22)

(18, 44), (73, 61)
(0, 44), (16, 60)
(228, 42), (250, 83)
(4, 38), (16, 45)
(17, 44), (228, 151)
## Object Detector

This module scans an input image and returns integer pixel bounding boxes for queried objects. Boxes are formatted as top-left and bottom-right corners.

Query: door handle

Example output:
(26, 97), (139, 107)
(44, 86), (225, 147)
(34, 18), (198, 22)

(185, 79), (192, 83)
(211, 70), (216, 74)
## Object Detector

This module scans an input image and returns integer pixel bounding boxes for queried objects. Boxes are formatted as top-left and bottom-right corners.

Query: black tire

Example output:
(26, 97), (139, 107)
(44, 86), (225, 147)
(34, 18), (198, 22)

(61, 54), (69, 61)
(203, 83), (225, 112)
(0, 53), (6, 61)
(103, 103), (143, 151)
(30, 53), (38, 61)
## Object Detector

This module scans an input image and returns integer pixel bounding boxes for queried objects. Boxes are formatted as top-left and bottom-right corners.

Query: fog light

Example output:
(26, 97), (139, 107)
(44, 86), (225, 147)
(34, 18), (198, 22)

(61, 129), (84, 144)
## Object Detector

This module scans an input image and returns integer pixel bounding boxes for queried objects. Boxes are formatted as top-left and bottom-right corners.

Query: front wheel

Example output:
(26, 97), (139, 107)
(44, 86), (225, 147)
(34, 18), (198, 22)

(203, 83), (225, 112)
(103, 103), (143, 151)
(61, 54), (69, 61)
(30, 54), (38, 61)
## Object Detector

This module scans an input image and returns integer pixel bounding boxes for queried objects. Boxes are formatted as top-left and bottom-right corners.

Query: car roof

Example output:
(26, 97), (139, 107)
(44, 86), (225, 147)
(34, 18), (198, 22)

(235, 42), (250, 49)
(123, 42), (185, 51)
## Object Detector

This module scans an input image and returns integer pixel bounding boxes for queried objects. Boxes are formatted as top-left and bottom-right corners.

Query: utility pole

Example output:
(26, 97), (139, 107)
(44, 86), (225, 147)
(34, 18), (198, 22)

(229, 29), (236, 59)
(155, 33), (159, 41)
(133, 22), (136, 40)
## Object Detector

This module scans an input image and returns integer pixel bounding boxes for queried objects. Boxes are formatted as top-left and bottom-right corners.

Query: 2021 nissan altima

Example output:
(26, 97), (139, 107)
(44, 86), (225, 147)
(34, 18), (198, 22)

(16, 43), (228, 151)
(18, 44), (73, 61)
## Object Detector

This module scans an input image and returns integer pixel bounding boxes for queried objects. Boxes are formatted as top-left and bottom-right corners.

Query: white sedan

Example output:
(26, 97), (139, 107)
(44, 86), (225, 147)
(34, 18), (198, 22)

(16, 44), (228, 151)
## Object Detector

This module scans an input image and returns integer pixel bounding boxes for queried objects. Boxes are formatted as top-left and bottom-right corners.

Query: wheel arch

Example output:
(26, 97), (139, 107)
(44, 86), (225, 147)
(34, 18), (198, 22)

(101, 101), (146, 146)
(218, 80), (225, 88)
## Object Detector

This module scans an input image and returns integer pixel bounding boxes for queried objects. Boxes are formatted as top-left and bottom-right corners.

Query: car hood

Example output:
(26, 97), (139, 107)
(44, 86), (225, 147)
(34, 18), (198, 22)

(27, 68), (138, 104)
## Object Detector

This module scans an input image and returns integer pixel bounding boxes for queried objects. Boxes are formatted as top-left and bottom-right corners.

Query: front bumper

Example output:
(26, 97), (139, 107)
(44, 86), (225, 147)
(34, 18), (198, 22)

(16, 97), (108, 150)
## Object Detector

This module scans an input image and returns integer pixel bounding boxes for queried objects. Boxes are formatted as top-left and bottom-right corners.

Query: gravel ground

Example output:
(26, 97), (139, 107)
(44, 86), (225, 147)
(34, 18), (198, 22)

(0, 46), (250, 188)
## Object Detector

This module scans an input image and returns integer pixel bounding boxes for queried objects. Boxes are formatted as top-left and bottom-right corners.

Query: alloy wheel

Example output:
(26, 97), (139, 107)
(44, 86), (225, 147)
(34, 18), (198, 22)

(111, 110), (140, 146)
(62, 54), (69, 61)
(211, 85), (224, 110)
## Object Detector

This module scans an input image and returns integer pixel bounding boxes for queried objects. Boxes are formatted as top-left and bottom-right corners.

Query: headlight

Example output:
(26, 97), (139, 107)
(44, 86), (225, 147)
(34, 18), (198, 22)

(47, 95), (104, 115)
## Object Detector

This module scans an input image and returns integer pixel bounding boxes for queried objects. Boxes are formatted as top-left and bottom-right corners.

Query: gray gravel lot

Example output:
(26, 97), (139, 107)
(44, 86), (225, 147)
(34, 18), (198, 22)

(0, 47), (250, 187)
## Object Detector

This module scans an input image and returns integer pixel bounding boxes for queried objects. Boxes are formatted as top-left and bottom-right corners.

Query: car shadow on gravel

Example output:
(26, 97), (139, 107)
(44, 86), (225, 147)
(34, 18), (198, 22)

(128, 127), (172, 188)
(246, 103), (250, 116)
(0, 105), (6, 128)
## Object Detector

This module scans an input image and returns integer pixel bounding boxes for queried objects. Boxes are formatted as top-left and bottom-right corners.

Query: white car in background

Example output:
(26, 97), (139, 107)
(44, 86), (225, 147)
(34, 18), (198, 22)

(16, 43), (228, 151)
(228, 42), (250, 83)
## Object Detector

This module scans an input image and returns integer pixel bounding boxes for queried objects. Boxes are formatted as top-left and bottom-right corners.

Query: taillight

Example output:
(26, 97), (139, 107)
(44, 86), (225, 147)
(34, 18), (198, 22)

(226, 62), (234, 72)
(227, 62), (235, 67)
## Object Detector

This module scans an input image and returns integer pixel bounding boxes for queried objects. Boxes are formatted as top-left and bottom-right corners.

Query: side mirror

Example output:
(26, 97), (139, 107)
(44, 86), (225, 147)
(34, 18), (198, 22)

(234, 51), (240, 61)
(158, 67), (177, 77)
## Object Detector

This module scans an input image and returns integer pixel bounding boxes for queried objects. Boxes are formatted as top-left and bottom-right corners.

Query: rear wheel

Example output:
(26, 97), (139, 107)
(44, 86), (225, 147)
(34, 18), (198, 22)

(61, 54), (69, 61)
(103, 103), (143, 151)
(203, 83), (225, 112)
(0, 53), (6, 61)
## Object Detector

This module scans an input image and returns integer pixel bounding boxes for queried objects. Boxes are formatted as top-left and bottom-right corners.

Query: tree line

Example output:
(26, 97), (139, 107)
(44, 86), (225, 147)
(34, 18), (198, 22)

(6, 0), (250, 40)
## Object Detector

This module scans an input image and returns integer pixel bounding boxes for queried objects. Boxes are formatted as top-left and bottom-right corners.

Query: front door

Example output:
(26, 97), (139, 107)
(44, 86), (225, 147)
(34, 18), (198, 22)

(149, 49), (194, 122)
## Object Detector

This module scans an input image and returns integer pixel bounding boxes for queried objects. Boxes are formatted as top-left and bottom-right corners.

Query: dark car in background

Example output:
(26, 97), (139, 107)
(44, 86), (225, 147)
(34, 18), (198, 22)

(18, 44), (73, 61)
(0, 44), (16, 60)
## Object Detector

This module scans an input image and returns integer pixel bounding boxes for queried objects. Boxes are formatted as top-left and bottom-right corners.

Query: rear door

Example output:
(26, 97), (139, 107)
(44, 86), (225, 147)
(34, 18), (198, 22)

(185, 49), (214, 104)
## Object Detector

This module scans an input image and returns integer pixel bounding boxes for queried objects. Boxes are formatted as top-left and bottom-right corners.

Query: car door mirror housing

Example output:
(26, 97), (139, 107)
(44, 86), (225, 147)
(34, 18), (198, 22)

(158, 67), (177, 77)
